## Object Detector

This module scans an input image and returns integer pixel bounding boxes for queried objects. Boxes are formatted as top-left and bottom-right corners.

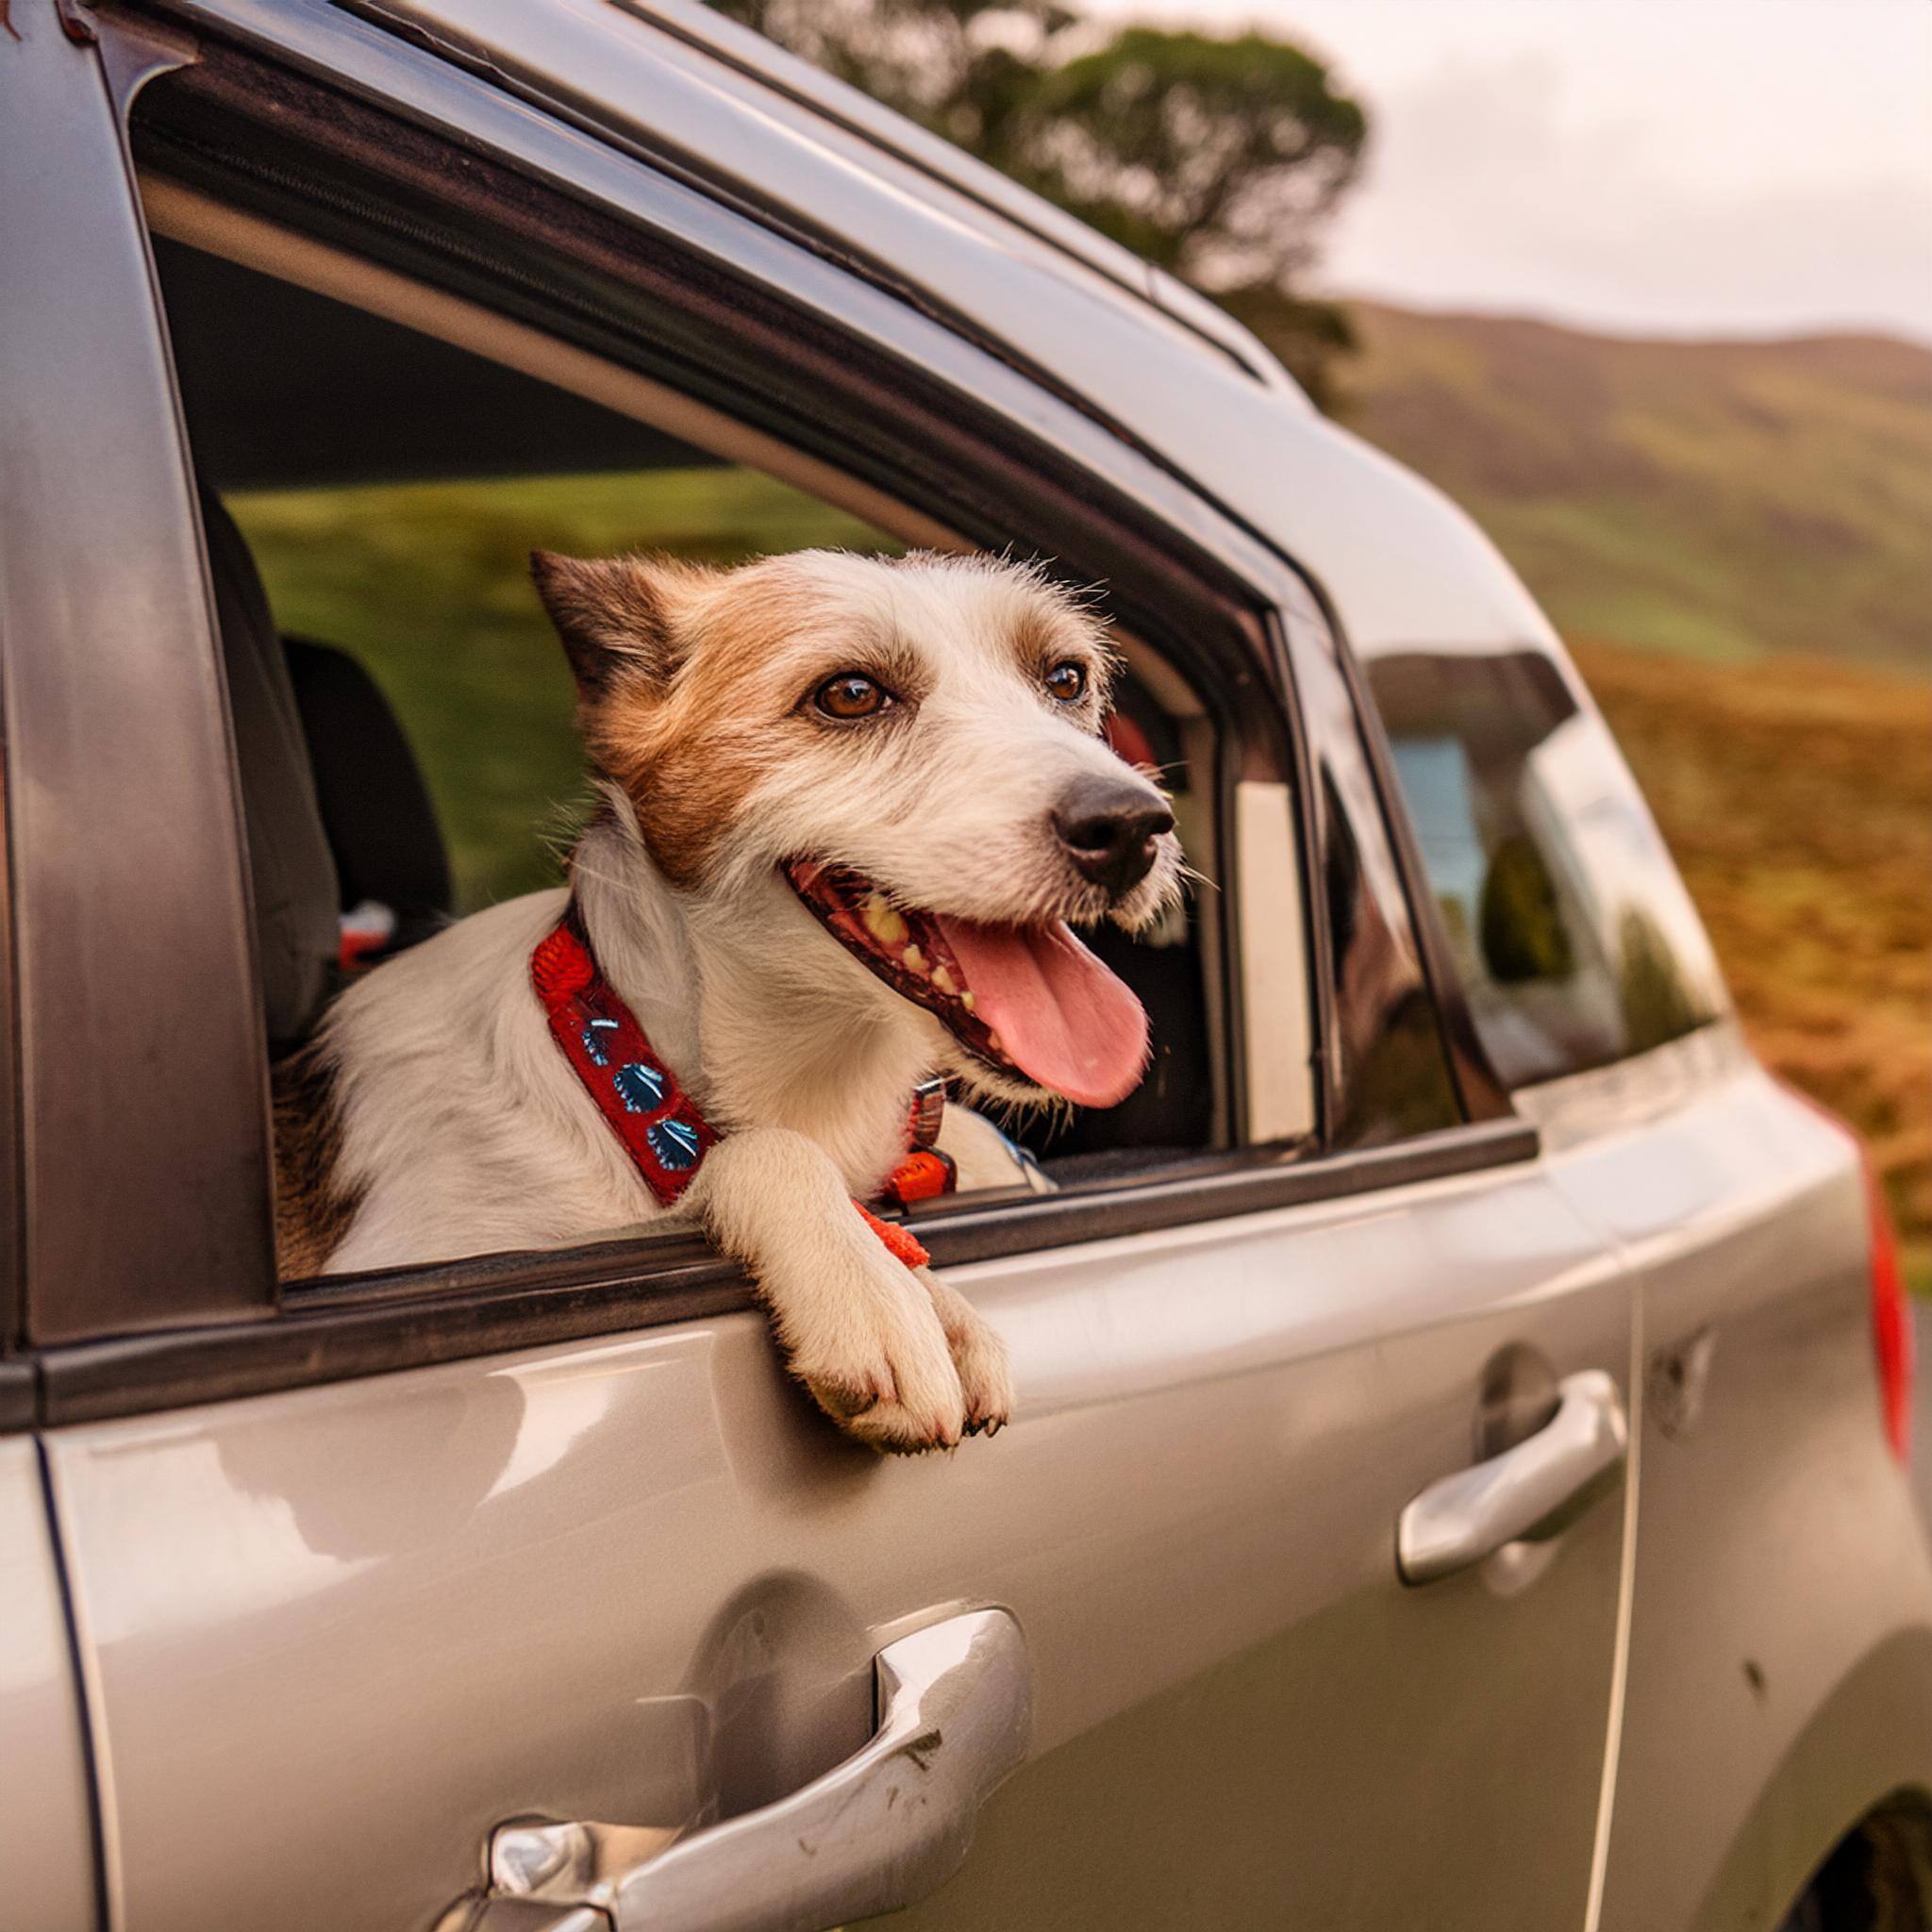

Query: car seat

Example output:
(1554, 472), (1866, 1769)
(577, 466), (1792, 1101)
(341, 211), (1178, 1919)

(282, 635), (452, 958)
(198, 485), (451, 1056)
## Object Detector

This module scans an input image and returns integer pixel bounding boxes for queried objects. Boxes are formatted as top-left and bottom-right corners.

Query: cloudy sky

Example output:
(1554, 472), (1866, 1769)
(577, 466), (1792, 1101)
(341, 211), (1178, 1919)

(1088, 0), (1932, 344)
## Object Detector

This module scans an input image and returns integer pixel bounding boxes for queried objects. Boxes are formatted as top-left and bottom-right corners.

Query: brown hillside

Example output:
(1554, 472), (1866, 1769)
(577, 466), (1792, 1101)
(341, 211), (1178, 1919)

(1575, 639), (1931, 1251)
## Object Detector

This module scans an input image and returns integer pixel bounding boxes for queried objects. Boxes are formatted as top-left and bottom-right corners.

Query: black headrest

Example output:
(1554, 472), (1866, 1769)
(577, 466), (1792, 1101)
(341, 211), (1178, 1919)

(198, 487), (341, 1053)
(283, 637), (452, 947)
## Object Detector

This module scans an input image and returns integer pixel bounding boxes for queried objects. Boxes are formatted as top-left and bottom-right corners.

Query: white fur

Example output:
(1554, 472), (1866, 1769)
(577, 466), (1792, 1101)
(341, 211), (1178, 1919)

(316, 799), (1012, 1446)
(307, 551), (1182, 1451)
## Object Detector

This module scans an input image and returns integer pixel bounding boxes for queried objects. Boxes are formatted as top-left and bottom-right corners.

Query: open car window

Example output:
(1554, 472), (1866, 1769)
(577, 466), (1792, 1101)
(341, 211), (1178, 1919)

(146, 215), (1236, 1280)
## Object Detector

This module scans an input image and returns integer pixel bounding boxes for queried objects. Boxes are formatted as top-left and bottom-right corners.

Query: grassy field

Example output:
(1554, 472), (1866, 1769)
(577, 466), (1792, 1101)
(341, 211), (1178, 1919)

(1574, 641), (1931, 1281)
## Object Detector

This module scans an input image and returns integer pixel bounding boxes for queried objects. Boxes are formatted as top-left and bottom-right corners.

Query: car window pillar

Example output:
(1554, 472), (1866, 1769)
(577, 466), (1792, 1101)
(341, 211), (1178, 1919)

(0, 7), (274, 1344)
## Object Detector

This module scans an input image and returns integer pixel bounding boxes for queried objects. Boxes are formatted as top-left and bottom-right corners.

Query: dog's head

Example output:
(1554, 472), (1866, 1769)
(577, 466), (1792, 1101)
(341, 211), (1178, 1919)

(532, 547), (1182, 1109)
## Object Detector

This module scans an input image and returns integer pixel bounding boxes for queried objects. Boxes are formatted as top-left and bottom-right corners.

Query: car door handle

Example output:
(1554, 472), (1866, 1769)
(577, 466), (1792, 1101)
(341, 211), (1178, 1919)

(471, 1607), (1030, 1932)
(1397, 1369), (1628, 1586)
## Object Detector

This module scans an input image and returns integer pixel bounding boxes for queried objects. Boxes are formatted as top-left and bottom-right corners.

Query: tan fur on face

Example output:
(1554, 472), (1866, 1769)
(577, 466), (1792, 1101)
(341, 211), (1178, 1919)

(580, 558), (850, 889)
(542, 550), (1144, 910)
(1007, 595), (1094, 682)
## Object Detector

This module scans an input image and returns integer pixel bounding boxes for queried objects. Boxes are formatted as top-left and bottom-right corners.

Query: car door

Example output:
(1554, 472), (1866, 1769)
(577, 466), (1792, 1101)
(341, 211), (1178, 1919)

(10, 8), (1634, 1929)
(0, 1439), (99, 1932)
(1351, 634), (1932, 1925)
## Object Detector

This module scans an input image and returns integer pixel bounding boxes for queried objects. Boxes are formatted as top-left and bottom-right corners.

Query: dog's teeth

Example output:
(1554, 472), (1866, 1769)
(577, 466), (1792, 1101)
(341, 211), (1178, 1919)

(862, 894), (908, 946)
(988, 1030), (1004, 1055)
(902, 943), (927, 974)
(931, 964), (957, 996)
(959, 990), (975, 1011)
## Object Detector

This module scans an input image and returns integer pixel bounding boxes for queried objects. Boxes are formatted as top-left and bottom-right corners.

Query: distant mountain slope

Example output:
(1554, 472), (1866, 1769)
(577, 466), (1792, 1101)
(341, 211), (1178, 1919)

(1334, 304), (1932, 674)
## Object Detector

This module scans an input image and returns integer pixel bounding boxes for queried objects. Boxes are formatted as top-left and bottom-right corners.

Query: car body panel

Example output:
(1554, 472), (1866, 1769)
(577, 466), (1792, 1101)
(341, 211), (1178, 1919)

(3, 3), (1925, 1927)
(0, 0), (274, 1343)
(48, 1151), (1629, 1931)
(1517, 1053), (1932, 1927)
(1690, 1629), (1932, 1932)
(0, 1437), (99, 1930)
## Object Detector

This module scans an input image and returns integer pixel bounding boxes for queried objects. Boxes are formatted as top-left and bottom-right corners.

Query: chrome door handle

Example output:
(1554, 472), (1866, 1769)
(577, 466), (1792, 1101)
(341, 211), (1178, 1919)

(476, 1607), (1030, 1932)
(1397, 1369), (1628, 1585)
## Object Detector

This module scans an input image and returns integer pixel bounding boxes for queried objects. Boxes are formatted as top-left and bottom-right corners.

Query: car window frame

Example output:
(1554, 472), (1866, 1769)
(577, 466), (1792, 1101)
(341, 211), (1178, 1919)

(1295, 588), (1518, 1126)
(9, 0), (1536, 1426)
(0, 1), (278, 1368)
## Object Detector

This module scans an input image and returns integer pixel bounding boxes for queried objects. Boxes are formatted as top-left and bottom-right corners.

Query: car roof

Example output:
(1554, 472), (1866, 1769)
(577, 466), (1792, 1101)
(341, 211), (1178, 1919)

(619, 0), (1291, 383)
(366, 0), (1559, 658)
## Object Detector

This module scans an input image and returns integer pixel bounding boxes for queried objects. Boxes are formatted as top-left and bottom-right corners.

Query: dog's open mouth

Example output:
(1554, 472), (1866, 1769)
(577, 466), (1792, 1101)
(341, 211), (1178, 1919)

(784, 860), (1150, 1108)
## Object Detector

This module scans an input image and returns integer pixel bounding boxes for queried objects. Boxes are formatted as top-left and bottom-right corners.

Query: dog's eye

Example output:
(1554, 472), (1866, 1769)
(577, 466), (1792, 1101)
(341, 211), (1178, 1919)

(1044, 660), (1088, 704)
(814, 673), (893, 721)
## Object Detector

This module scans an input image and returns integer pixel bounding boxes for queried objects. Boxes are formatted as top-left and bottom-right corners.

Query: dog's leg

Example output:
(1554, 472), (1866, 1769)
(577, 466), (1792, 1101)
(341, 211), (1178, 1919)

(914, 1271), (1014, 1437)
(690, 1127), (967, 1452)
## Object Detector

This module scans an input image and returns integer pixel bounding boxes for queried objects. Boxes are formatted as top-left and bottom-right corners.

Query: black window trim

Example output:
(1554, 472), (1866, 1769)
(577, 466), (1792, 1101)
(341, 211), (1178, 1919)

(3, 3), (1537, 1428)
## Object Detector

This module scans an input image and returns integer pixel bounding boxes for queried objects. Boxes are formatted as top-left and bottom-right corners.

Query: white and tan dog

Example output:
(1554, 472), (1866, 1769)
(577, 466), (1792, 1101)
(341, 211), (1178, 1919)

(275, 548), (1180, 1451)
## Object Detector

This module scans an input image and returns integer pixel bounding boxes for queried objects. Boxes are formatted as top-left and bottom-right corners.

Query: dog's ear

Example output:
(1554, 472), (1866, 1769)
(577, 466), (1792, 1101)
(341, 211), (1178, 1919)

(530, 551), (686, 697)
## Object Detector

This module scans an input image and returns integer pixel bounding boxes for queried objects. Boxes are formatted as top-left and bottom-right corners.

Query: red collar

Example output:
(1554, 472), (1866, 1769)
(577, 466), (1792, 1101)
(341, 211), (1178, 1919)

(531, 910), (951, 1270)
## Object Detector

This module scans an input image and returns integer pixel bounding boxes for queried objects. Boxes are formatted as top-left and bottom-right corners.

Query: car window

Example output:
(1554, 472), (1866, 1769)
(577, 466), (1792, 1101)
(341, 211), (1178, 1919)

(145, 226), (1234, 1276)
(1364, 646), (1727, 1088)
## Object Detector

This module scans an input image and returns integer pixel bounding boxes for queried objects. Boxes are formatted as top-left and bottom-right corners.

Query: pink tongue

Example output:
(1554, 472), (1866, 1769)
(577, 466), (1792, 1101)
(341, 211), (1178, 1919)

(930, 917), (1149, 1108)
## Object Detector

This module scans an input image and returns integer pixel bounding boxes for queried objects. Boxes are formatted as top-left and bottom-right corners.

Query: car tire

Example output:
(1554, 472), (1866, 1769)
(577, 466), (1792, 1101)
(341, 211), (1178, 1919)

(1779, 1799), (1932, 1932)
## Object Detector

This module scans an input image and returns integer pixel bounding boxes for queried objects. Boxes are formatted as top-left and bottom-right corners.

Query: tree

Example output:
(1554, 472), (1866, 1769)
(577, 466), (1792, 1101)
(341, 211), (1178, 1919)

(709, 2), (1369, 406)
(710, 0), (1073, 157)
(1006, 31), (1364, 290)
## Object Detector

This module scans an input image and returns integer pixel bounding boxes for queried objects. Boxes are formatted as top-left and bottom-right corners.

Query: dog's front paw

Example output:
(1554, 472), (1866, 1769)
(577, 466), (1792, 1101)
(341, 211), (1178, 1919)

(919, 1272), (1014, 1437)
(689, 1126), (981, 1454)
(793, 1289), (967, 1454)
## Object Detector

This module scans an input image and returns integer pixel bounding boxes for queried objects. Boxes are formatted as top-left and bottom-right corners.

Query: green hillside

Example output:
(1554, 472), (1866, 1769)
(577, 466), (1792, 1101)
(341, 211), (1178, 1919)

(1338, 304), (1932, 675)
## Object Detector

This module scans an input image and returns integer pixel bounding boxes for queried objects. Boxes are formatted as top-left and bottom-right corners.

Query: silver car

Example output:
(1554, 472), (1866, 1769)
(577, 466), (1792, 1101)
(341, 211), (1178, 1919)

(3, 3), (1927, 1929)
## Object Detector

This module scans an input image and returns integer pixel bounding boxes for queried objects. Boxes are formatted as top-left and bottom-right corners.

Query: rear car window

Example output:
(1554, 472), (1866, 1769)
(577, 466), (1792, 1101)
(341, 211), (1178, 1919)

(1364, 646), (1727, 1089)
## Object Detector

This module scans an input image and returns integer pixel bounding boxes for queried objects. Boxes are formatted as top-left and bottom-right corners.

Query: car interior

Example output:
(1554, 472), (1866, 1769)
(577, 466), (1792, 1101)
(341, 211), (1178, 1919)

(148, 221), (1230, 1274)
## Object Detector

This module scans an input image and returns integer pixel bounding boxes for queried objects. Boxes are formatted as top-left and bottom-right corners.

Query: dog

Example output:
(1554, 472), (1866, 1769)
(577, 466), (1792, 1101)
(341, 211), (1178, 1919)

(275, 548), (1182, 1451)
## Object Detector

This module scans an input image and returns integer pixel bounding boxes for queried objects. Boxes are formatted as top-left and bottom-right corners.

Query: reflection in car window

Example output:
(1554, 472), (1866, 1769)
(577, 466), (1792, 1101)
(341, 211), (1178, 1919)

(1365, 648), (1727, 1089)
(1284, 593), (1461, 1146)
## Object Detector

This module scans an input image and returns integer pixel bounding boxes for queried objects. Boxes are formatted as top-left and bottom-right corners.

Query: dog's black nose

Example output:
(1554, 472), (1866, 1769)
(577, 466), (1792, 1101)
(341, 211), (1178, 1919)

(1054, 775), (1174, 898)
